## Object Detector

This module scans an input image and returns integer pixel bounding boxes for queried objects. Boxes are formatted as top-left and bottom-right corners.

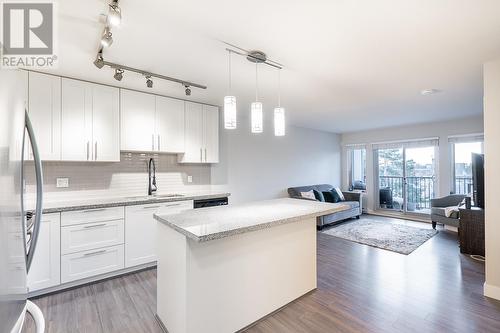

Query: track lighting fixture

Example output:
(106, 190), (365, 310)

(101, 27), (113, 47)
(107, 0), (121, 27)
(146, 76), (153, 88)
(114, 68), (124, 81)
(93, 53), (104, 69)
(185, 85), (191, 96)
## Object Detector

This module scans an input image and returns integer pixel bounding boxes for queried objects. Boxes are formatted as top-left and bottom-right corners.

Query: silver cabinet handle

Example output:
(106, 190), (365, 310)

(24, 110), (44, 273)
(205, 148), (207, 162)
(95, 141), (97, 161)
(152, 134), (155, 151)
(86, 141), (89, 161)
(83, 249), (107, 257)
(200, 148), (202, 162)
(143, 205), (161, 210)
(83, 223), (107, 229)
(81, 208), (107, 213)
(158, 135), (161, 151)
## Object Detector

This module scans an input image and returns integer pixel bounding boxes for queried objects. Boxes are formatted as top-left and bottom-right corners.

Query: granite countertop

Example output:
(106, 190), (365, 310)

(154, 198), (349, 242)
(30, 191), (230, 214)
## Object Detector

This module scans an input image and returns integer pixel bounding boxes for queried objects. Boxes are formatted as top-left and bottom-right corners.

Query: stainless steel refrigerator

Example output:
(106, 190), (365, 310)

(0, 70), (45, 333)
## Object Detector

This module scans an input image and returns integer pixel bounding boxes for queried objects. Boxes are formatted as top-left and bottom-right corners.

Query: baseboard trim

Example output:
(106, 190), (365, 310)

(484, 283), (500, 301)
(366, 210), (431, 223)
(28, 262), (157, 298)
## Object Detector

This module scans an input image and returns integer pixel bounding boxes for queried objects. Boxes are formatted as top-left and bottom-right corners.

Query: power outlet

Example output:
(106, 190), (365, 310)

(56, 177), (69, 188)
(187, 175), (193, 183)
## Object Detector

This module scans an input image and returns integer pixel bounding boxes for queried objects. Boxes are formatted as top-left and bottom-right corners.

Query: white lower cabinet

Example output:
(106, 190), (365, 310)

(125, 200), (193, 268)
(28, 213), (61, 292)
(61, 245), (124, 283)
(61, 219), (124, 255)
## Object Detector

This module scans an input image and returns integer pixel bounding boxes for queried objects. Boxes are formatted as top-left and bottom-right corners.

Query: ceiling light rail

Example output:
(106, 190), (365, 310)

(224, 41), (283, 70)
(94, 53), (207, 91)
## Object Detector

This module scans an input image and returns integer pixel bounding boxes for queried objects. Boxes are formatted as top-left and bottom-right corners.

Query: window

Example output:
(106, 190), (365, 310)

(348, 148), (366, 190)
(452, 141), (483, 194)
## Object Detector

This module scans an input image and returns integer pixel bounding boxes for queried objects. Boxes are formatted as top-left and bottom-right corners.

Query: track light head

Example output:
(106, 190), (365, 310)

(185, 85), (191, 96)
(107, 1), (122, 27)
(93, 53), (104, 69)
(100, 27), (113, 47)
(114, 68), (124, 81)
(146, 76), (153, 88)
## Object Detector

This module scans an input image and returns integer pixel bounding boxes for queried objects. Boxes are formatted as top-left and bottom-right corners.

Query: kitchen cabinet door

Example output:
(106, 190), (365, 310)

(28, 72), (61, 161)
(120, 89), (156, 152)
(92, 85), (120, 161)
(125, 201), (193, 268)
(27, 213), (61, 292)
(178, 101), (203, 163)
(61, 78), (92, 161)
(203, 105), (219, 163)
(156, 96), (185, 153)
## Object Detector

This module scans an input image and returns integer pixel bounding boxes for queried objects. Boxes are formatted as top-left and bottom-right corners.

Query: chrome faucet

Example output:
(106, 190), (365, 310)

(148, 158), (157, 196)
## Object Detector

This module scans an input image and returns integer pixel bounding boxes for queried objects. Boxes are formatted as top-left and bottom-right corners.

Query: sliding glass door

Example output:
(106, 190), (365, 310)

(375, 141), (438, 215)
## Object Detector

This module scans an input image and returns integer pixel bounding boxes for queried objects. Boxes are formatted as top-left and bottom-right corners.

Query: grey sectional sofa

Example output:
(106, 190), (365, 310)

(287, 184), (362, 229)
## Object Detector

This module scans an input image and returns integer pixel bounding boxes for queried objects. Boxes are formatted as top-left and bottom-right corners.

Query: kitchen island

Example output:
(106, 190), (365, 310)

(153, 198), (348, 333)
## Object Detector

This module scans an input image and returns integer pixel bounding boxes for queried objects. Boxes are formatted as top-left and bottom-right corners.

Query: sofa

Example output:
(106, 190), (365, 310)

(430, 194), (466, 229)
(287, 184), (362, 229)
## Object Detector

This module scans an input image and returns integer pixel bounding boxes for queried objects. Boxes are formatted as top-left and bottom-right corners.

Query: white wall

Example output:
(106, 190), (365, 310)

(483, 59), (500, 301)
(341, 116), (484, 212)
(212, 115), (341, 204)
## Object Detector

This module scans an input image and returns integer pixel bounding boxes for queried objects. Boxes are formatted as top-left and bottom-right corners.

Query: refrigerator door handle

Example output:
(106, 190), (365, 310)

(24, 110), (44, 273)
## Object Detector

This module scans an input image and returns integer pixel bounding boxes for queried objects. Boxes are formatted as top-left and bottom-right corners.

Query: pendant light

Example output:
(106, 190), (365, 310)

(251, 63), (263, 133)
(274, 69), (285, 136)
(224, 50), (237, 129)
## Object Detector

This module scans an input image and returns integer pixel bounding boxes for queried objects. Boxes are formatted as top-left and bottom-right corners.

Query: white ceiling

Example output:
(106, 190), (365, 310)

(50, 0), (500, 133)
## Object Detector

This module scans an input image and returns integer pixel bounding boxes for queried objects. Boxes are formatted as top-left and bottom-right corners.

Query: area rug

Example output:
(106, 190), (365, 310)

(322, 218), (438, 255)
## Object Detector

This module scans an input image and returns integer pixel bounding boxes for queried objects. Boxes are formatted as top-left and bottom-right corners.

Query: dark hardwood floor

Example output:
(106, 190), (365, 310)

(23, 216), (500, 333)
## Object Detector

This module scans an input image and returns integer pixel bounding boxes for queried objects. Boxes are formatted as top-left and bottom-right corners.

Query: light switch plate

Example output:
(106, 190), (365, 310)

(56, 177), (69, 188)
(187, 175), (193, 183)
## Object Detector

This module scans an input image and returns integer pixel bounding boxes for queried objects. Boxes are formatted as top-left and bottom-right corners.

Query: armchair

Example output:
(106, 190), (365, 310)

(430, 194), (466, 229)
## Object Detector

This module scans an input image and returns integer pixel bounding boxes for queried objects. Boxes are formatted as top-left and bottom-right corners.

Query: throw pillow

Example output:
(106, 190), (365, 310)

(333, 187), (345, 201)
(300, 190), (316, 200)
(313, 190), (325, 202)
(323, 190), (339, 203)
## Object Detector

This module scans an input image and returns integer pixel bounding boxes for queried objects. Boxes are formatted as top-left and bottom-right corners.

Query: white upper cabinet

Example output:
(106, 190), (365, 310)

(92, 85), (120, 161)
(121, 90), (186, 153)
(61, 78), (119, 162)
(203, 104), (219, 163)
(120, 89), (156, 152)
(156, 96), (185, 153)
(179, 101), (203, 163)
(61, 79), (92, 161)
(179, 102), (219, 163)
(28, 72), (61, 161)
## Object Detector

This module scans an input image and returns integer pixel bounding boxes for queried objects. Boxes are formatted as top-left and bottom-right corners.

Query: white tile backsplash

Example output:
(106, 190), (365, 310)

(24, 152), (212, 202)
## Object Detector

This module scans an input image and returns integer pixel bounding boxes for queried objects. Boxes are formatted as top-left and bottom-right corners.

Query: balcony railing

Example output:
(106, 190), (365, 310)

(379, 176), (435, 210)
(455, 176), (473, 195)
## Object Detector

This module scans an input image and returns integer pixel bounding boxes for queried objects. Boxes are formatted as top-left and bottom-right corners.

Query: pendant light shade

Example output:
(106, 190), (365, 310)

(251, 102), (263, 133)
(274, 107), (285, 136)
(224, 51), (237, 129)
(224, 96), (237, 129)
(274, 69), (285, 136)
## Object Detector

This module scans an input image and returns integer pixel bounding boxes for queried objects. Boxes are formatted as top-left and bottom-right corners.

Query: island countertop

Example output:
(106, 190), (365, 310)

(154, 198), (348, 242)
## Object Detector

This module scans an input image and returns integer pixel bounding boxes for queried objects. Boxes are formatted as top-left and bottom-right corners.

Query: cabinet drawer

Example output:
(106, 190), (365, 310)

(61, 219), (124, 255)
(61, 245), (124, 283)
(156, 200), (193, 215)
(61, 206), (124, 226)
